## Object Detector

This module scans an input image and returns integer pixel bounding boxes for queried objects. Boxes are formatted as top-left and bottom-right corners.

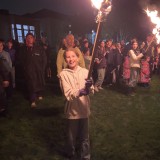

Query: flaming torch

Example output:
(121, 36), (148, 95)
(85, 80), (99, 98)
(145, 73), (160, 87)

(87, 0), (112, 79)
(146, 9), (160, 45)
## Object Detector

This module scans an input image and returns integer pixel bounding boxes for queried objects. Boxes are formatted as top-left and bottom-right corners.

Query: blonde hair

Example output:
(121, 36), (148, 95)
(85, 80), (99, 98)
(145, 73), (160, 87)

(64, 34), (75, 48)
(63, 48), (79, 59)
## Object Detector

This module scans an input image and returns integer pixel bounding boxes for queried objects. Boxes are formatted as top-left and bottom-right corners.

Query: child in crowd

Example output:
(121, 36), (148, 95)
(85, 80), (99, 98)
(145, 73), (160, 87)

(59, 48), (93, 160)
(5, 39), (16, 88)
(139, 56), (150, 87)
(123, 54), (130, 85)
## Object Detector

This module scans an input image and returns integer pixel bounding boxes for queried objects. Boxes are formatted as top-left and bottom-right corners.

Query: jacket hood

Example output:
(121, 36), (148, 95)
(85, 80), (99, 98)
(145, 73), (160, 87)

(62, 66), (82, 74)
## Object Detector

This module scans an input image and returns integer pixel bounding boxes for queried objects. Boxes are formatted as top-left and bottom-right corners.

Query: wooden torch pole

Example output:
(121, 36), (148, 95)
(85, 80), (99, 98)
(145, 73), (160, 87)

(87, 20), (101, 79)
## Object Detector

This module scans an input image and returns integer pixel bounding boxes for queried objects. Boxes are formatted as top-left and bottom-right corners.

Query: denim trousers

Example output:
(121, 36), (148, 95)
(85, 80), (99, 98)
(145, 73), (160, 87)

(65, 118), (90, 160)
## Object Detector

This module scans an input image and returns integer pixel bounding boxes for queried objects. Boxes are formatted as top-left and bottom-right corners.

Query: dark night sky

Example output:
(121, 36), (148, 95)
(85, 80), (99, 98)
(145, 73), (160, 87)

(1, 0), (160, 40)
(0, 0), (92, 15)
(1, 0), (160, 15)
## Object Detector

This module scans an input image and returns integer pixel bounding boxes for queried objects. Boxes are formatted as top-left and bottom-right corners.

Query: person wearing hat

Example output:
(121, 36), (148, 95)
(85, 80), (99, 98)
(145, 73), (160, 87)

(19, 33), (47, 107)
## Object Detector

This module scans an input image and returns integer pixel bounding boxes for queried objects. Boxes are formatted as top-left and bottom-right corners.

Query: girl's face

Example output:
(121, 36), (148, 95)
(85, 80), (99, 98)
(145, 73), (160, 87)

(100, 41), (105, 48)
(65, 50), (79, 70)
(116, 43), (121, 49)
(146, 57), (150, 62)
(84, 42), (89, 47)
(132, 42), (138, 50)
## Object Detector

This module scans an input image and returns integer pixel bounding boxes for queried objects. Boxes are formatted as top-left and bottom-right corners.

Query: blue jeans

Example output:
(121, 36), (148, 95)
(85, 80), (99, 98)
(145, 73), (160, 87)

(129, 67), (140, 88)
(95, 68), (106, 87)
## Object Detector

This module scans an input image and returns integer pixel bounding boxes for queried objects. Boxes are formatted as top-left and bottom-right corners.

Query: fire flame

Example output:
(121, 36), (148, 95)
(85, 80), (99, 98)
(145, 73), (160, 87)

(91, 0), (104, 10)
(146, 9), (160, 44)
(91, 0), (111, 23)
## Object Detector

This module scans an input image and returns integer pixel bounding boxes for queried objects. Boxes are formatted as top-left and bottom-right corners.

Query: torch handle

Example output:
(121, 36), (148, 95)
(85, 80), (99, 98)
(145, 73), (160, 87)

(87, 21), (101, 79)
(144, 36), (155, 53)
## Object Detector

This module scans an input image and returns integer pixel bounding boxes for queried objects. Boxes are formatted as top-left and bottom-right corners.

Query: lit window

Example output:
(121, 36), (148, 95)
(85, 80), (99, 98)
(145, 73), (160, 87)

(11, 24), (36, 43)
(23, 25), (28, 30)
(16, 24), (21, 29)
(30, 26), (35, 30)
(17, 29), (23, 43)
(11, 24), (15, 40)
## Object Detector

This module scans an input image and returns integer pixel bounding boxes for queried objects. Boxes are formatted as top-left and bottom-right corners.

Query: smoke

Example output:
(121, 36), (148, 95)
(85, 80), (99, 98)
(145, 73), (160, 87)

(139, 0), (158, 10)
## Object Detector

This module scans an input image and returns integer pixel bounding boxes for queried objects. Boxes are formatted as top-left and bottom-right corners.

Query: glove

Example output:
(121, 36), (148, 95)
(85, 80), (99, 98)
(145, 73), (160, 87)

(79, 79), (93, 97)
(79, 88), (89, 97)
(85, 79), (93, 88)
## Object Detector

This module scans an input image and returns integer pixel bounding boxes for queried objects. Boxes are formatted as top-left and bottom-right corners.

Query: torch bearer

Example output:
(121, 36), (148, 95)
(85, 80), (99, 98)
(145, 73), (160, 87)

(87, 0), (112, 79)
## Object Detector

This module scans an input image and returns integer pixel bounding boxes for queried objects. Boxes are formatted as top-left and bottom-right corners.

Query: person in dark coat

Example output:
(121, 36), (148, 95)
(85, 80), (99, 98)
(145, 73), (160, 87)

(105, 40), (116, 86)
(115, 42), (123, 85)
(94, 40), (106, 92)
(0, 54), (10, 115)
(5, 39), (16, 88)
(20, 33), (47, 107)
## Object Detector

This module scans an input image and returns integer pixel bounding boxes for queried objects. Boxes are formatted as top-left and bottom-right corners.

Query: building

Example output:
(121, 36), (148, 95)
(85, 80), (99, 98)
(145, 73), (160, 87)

(0, 9), (40, 43)
(0, 9), (72, 48)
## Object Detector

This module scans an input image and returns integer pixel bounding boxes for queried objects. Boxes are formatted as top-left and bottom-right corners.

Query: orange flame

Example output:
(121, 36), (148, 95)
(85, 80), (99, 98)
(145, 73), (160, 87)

(146, 9), (160, 44)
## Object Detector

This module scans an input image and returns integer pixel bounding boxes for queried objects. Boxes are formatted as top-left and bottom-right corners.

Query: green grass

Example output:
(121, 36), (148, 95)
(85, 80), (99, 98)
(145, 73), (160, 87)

(1, 76), (160, 160)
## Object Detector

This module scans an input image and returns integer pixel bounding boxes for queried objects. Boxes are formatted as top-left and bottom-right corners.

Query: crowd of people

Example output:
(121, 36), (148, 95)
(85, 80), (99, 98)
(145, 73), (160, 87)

(0, 32), (52, 113)
(57, 33), (160, 95)
(0, 32), (160, 160)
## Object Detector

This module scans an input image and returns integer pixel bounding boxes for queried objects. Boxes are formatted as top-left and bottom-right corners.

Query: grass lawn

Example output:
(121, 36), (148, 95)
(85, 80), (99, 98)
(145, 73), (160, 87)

(0, 75), (160, 160)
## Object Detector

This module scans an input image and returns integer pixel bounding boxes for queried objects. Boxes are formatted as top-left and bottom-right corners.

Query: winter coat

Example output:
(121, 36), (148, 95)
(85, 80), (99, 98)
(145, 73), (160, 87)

(5, 48), (16, 66)
(106, 48), (116, 68)
(139, 59), (150, 83)
(20, 45), (47, 93)
(123, 56), (130, 80)
(94, 48), (107, 69)
(0, 50), (12, 71)
(128, 49), (143, 68)
(59, 66), (91, 119)
(0, 56), (9, 93)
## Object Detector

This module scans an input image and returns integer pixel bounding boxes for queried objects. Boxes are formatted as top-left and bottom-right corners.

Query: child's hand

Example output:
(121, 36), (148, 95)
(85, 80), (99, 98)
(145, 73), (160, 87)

(85, 79), (93, 88)
(79, 88), (89, 96)
(79, 79), (93, 96)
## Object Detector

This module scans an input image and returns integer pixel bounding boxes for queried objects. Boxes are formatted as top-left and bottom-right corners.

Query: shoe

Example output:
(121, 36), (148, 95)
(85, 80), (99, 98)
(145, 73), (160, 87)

(94, 86), (99, 92)
(38, 96), (43, 100)
(98, 86), (104, 90)
(31, 102), (37, 108)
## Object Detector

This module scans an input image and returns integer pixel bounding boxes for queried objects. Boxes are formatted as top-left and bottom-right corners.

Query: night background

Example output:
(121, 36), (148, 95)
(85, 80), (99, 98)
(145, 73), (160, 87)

(1, 1), (160, 160)
(1, 0), (160, 41)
